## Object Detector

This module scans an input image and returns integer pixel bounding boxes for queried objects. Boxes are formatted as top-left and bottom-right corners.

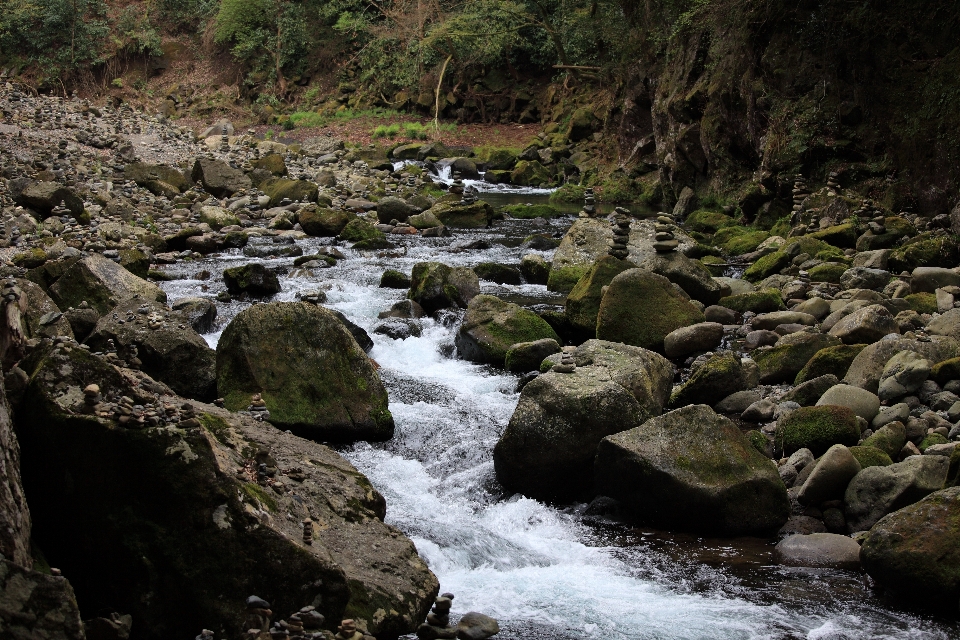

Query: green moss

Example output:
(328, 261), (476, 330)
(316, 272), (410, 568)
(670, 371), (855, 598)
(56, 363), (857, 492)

(746, 430), (768, 455)
(919, 433), (949, 452)
(743, 250), (791, 282)
(197, 413), (232, 446)
(904, 292), (938, 315)
(379, 269), (410, 289)
(550, 184), (587, 203)
(700, 255), (726, 276)
(501, 203), (564, 219)
(565, 256), (637, 333)
(770, 217), (792, 238)
(888, 234), (960, 272)
(795, 344), (867, 384)
(774, 405), (860, 457)
(931, 357), (960, 385)
(339, 218), (385, 242)
(13, 247), (47, 268)
(713, 227), (771, 255)
(259, 177), (319, 207)
(547, 264), (588, 293)
(808, 262), (847, 283)
(685, 209), (737, 233)
(241, 482), (278, 512)
(718, 289), (785, 313)
(808, 223), (857, 249)
(849, 445), (894, 468)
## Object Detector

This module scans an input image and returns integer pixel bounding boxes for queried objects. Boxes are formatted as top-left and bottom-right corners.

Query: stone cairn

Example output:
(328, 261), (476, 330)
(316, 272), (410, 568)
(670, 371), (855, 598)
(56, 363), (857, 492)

(302, 517), (313, 545)
(461, 184), (478, 205)
(416, 593), (456, 639)
(826, 171), (841, 192)
(608, 208), (631, 259)
(449, 172), (465, 195)
(790, 174), (809, 223)
(579, 188), (596, 218)
(653, 212), (680, 253)
(552, 349), (577, 374)
(335, 618), (373, 640)
(248, 392), (270, 421)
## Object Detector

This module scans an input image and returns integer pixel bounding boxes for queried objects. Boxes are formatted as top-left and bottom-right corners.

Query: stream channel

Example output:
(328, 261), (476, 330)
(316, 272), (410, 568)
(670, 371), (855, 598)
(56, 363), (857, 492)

(157, 174), (959, 639)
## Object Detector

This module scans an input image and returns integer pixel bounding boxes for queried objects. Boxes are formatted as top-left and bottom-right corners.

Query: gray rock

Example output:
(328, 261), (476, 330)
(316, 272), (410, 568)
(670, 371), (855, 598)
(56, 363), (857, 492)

(774, 533), (862, 569)
(744, 329), (780, 350)
(638, 251), (724, 304)
(926, 308), (960, 340)
(0, 559), (85, 640)
(840, 267), (891, 291)
(505, 338), (562, 373)
(669, 351), (747, 408)
(171, 297), (217, 334)
(752, 311), (817, 331)
(455, 612), (500, 640)
(742, 398), (777, 422)
(872, 403), (911, 429)
(828, 304), (899, 344)
(455, 295), (559, 366)
(910, 267), (960, 293)
(778, 515), (828, 536)
(844, 455), (950, 531)
(877, 350), (931, 401)
(222, 263), (281, 296)
(783, 374), (839, 406)
(861, 421), (908, 459)
(704, 305), (738, 324)
(852, 250), (890, 270)
(714, 390), (761, 413)
(798, 444), (862, 505)
(376, 196), (417, 223)
(48, 254), (167, 315)
(843, 335), (960, 394)
(663, 322), (725, 358)
(595, 405), (789, 535)
(816, 384), (881, 422)
(787, 448), (815, 471)
(191, 157), (251, 197)
(792, 297), (831, 320)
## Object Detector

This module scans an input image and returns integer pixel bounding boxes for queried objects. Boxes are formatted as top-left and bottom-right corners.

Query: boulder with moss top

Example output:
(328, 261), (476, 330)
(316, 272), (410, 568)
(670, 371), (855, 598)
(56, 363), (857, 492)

(774, 405), (860, 457)
(408, 262), (480, 314)
(455, 295), (560, 366)
(753, 332), (841, 384)
(565, 256), (637, 336)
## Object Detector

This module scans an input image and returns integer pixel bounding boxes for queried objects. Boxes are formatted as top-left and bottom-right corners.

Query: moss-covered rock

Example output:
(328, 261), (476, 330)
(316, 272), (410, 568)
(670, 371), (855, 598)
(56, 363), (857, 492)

(753, 332), (842, 384)
(713, 226), (770, 255)
(919, 433), (949, 452)
(669, 352), (746, 408)
(717, 289), (785, 313)
(565, 256), (637, 336)
(198, 205), (240, 231)
(249, 153), (287, 176)
(504, 338), (562, 373)
(16, 342), (434, 639)
(795, 344), (868, 384)
(455, 295), (560, 366)
(808, 223), (857, 248)
(338, 218), (384, 242)
(809, 262), (848, 283)
(474, 147), (518, 171)
(217, 302), (393, 442)
(775, 405), (860, 457)
(849, 445), (894, 469)
(904, 292), (938, 315)
(48, 254), (167, 315)
(931, 357), (960, 385)
(510, 160), (554, 186)
(860, 486), (960, 608)
(596, 268), (705, 353)
(222, 263), (280, 296)
(595, 405), (789, 536)
(501, 203), (563, 219)
(125, 162), (190, 195)
(474, 263), (522, 285)
(299, 208), (352, 237)
(888, 234), (960, 272)
(408, 262), (479, 314)
(427, 200), (495, 228)
(743, 250), (792, 282)
(861, 421), (907, 459)
(746, 430), (768, 455)
(379, 269), (410, 289)
(685, 209), (737, 233)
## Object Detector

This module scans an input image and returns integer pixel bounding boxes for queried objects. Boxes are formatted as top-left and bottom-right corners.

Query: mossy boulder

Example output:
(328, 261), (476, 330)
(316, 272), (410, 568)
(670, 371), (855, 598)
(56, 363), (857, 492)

(795, 344), (867, 384)
(520, 253), (550, 284)
(379, 269), (411, 289)
(849, 446), (894, 469)
(249, 153), (287, 176)
(743, 249), (792, 282)
(510, 160), (553, 186)
(685, 209), (737, 233)
(860, 486), (960, 608)
(86, 299), (216, 401)
(717, 289), (785, 313)
(408, 262), (480, 314)
(493, 340), (674, 501)
(753, 332), (842, 384)
(338, 218), (385, 243)
(565, 256), (637, 336)
(669, 352), (746, 408)
(118, 248), (150, 279)
(904, 292), (938, 315)
(808, 223), (857, 249)
(637, 251), (724, 304)
(217, 302), (393, 442)
(222, 264), (280, 296)
(595, 405), (789, 536)
(931, 357), (960, 385)
(474, 147), (518, 171)
(808, 262), (848, 283)
(504, 338), (562, 373)
(919, 433), (950, 452)
(565, 107), (598, 142)
(15, 342), (435, 640)
(455, 295), (559, 366)
(260, 177), (319, 207)
(502, 203), (563, 219)
(125, 162), (189, 196)
(473, 263), (522, 285)
(888, 235), (960, 272)
(862, 421), (907, 459)
(198, 205), (240, 231)
(48, 254), (167, 315)
(713, 227), (770, 255)
(596, 269), (705, 353)
(299, 208), (352, 236)
(774, 405), (860, 457)
(843, 336), (960, 394)
(427, 200), (495, 228)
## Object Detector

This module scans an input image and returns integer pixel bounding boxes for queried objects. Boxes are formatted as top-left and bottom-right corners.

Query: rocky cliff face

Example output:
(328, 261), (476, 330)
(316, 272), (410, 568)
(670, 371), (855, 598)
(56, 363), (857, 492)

(0, 378), (30, 568)
(615, 0), (960, 214)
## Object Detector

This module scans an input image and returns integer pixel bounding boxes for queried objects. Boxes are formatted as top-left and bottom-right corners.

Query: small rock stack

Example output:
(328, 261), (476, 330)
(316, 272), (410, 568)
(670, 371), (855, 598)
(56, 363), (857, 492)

(335, 618), (372, 640)
(653, 213), (679, 253)
(416, 593), (456, 639)
(552, 350), (577, 374)
(580, 188), (596, 218)
(609, 208), (631, 259)
(82, 384), (101, 413)
(791, 175), (809, 220)
(248, 393), (270, 421)
(826, 172), (841, 191)
(302, 518), (313, 545)
(449, 172), (465, 195)
(461, 185), (478, 205)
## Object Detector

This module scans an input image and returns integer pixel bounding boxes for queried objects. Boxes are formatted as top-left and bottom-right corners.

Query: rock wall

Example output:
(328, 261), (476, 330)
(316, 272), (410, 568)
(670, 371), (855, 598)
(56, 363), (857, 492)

(0, 372), (30, 568)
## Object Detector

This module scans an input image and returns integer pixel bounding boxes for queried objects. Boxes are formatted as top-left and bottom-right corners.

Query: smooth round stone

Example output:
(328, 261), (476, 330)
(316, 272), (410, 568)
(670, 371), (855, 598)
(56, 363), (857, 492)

(653, 239), (679, 252)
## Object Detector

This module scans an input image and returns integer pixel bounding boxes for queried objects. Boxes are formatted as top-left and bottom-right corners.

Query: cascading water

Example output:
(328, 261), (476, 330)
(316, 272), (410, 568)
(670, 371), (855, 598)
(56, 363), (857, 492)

(159, 192), (957, 640)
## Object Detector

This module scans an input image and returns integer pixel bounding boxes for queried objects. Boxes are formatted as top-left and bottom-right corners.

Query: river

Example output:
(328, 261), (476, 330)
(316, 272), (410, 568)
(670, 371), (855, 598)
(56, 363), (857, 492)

(157, 180), (958, 640)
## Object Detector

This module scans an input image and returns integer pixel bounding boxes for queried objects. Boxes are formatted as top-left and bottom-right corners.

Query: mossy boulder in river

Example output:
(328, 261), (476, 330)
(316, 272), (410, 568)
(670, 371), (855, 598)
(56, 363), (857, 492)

(48, 254), (167, 315)
(795, 344), (867, 384)
(427, 200), (495, 228)
(494, 340), (674, 502)
(565, 256), (637, 336)
(595, 405), (789, 536)
(859, 486), (960, 608)
(774, 405), (860, 457)
(596, 268), (706, 353)
(455, 295), (559, 366)
(298, 208), (352, 237)
(222, 263), (281, 296)
(717, 289), (785, 313)
(216, 302), (394, 442)
(408, 261), (479, 314)
(669, 352), (747, 408)
(14, 342), (435, 640)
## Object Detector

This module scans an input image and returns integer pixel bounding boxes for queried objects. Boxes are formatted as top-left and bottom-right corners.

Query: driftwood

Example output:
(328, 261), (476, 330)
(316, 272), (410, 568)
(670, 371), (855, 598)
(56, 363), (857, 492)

(0, 281), (27, 369)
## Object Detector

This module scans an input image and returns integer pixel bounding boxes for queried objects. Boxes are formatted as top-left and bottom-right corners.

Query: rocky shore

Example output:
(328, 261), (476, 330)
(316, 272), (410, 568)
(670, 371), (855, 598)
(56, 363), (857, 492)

(0, 79), (959, 637)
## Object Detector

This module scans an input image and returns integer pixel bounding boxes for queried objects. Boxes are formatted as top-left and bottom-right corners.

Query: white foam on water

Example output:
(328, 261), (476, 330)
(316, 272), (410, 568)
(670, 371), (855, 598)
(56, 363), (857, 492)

(394, 160), (557, 195)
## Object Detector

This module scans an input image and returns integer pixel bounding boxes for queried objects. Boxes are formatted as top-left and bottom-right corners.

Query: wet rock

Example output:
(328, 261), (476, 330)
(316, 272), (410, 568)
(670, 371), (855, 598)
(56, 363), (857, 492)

(380, 269), (411, 289)
(222, 263), (281, 296)
(520, 254), (550, 285)
(828, 304), (899, 344)
(595, 405), (789, 536)
(216, 302), (393, 442)
(171, 297), (217, 334)
(783, 374), (838, 406)
(409, 262), (479, 314)
(669, 351), (746, 408)
(774, 533), (861, 569)
(844, 455), (949, 531)
(753, 331), (841, 384)
(798, 444), (861, 505)
(376, 196), (417, 223)
(504, 338), (562, 373)
(299, 208), (353, 236)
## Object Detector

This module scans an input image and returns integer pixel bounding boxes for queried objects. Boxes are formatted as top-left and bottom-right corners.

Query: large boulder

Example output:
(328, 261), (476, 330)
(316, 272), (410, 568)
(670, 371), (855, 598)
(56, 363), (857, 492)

(455, 295), (559, 366)
(564, 256), (637, 336)
(844, 456), (950, 532)
(860, 487), (960, 608)
(909, 267), (960, 293)
(48, 254), (167, 315)
(16, 278), (74, 341)
(86, 299), (217, 401)
(663, 322), (725, 359)
(408, 262), (479, 314)
(828, 304), (899, 344)
(816, 384), (881, 422)
(753, 331), (841, 384)
(493, 340), (674, 502)
(774, 405), (860, 457)
(0, 378), (30, 568)
(927, 308), (960, 340)
(637, 251), (723, 304)
(669, 351), (747, 408)
(14, 342), (435, 639)
(595, 268), (705, 353)
(376, 196), (417, 223)
(222, 263), (281, 296)
(198, 205), (240, 230)
(594, 405), (789, 536)
(125, 162), (189, 196)
(260, 177), (319, 207)
(12, 180), (84, 218)
(191, 157), (251, 197)
(843, 336), (960, 394)
(216, 302), (394, 442)
(427, 200), (494, 228)
(299, 208), (353, 236)
(0, 559), (85, 640)
(797, 444), (861, 505)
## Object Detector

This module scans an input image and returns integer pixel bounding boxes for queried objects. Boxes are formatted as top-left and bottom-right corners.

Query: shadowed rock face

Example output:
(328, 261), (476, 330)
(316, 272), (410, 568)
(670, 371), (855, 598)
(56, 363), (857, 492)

(0, 371), (30, 568)
(14, 341), (436, 639)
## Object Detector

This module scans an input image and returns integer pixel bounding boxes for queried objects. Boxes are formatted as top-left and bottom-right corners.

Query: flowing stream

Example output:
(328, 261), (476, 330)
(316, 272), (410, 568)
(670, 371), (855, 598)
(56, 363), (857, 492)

(158, 190), (958, 640)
